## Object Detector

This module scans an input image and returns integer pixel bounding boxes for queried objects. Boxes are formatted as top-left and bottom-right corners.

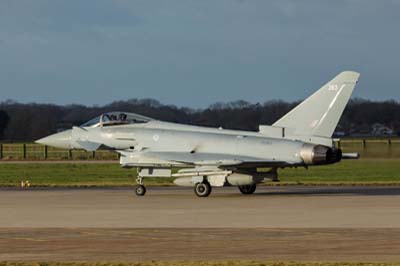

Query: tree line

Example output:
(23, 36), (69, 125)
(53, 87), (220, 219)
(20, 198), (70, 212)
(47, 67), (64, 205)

(0, 98), (399, 142)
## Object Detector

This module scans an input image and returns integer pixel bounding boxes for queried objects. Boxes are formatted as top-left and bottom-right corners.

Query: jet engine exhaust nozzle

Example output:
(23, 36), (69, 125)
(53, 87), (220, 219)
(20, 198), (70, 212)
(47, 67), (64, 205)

(300, 144), (342, 165)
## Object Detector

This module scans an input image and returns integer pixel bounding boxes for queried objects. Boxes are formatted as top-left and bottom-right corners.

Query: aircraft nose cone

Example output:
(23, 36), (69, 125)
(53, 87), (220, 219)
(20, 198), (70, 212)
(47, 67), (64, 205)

(35, 130), (72, 149)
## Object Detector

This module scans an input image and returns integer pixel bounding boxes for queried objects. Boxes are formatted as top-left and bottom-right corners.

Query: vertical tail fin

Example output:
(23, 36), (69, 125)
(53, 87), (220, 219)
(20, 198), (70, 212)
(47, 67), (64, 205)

(273, 71), (360, 138)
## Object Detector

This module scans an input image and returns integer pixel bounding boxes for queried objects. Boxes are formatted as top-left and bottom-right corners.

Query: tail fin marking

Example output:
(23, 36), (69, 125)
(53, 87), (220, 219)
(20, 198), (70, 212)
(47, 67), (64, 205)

(273, 71), (360, 138)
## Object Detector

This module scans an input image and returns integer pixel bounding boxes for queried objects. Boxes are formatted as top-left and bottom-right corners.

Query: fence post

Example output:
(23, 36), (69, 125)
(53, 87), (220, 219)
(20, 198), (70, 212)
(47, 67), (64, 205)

(92, 151), (96, 159)
(362, 139), (366, 148)
(68, 149), (72, 160)
(23, 144), (27, 160)
(44, 145), (48, 160)
(388, 139), (392, 147)
(0, 144), (2, 160)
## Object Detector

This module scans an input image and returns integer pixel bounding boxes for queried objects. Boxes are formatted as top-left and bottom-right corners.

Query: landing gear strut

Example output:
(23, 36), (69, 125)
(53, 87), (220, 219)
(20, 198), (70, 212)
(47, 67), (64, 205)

(238, 184), (256, 195)
(135, 177), (146, 196)
(194, 182), (212, 197)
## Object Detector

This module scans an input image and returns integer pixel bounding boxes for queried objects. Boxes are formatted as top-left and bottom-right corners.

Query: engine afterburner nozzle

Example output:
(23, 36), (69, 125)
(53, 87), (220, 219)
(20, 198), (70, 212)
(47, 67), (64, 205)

(300, 143), (342, 165)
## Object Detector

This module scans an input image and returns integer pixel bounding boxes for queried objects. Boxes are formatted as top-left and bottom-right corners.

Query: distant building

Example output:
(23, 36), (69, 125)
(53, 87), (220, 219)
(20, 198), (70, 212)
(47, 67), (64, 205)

(371, 123), (395, 136)
(333, 131), (347, 137)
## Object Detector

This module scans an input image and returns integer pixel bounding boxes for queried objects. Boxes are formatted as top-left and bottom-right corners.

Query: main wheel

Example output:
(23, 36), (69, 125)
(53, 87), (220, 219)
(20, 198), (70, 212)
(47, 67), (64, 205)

(194, 182), (212, 197)
(238, 184), (256, 195)
(135, 185), (146, 196)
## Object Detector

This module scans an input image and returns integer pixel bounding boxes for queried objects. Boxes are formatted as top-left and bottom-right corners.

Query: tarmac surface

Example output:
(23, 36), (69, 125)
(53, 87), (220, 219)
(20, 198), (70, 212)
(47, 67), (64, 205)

(1, 186), (400, 261)
(1, 186), (400, 228)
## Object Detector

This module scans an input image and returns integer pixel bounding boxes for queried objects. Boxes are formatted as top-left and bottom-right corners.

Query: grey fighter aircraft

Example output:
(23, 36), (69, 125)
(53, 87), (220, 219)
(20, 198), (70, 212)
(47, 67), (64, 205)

(36, 71), (360, 197)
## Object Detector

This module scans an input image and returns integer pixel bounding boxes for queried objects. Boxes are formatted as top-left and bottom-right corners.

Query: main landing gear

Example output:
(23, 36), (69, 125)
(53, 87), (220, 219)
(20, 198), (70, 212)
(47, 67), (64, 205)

(194, 182), (212, 197)
(238, 184), (257, 195)
(135, 177), (146, 196)
(134, 175), (258, 197)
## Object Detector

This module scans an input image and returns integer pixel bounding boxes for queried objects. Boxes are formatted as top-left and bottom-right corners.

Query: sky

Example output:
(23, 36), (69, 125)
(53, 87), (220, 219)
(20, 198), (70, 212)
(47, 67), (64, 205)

(0, 0), (399, 108)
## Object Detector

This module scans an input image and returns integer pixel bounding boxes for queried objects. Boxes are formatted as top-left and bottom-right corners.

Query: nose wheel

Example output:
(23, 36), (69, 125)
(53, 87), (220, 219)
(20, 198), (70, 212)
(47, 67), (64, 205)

(135, 177), (146, 196)
(135, 185), (146, 196)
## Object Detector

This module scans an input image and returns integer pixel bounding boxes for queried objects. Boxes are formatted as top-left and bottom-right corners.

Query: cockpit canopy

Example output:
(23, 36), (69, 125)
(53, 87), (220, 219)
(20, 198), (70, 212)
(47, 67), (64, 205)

(80, 112), (153, 128)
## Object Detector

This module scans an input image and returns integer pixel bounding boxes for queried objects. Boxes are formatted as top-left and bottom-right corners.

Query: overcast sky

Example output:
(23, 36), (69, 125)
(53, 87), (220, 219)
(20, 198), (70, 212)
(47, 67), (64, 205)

(0, 0), (399, 107)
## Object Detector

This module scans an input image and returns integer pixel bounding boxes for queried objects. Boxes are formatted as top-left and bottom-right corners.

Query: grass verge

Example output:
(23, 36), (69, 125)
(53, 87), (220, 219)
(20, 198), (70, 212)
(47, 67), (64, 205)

(0, 159), (399, 187)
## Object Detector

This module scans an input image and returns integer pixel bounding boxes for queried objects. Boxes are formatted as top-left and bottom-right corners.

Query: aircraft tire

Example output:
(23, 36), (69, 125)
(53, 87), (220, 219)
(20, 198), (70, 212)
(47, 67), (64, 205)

(135, 185), (146, 196)
(238, 184), (256, 195)
(194, 182), (212, 197)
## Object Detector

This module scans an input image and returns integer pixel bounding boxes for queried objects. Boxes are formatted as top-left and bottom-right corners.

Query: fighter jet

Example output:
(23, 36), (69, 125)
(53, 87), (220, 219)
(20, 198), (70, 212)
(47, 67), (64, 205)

(36, 71), (360, 197)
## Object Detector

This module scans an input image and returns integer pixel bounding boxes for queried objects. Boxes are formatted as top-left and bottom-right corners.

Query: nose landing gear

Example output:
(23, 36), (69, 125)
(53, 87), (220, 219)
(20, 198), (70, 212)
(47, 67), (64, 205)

(135, 177), (146, 196)
(135, 185), (146, 196)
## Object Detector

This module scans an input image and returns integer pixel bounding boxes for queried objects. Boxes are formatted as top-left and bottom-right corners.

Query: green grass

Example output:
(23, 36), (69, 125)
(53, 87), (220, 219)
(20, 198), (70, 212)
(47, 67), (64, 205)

(1, 262), (400, 266)
(278, 159), (400, 185)
(0, 159), (399, 187)
(0, 163), (172, 187)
